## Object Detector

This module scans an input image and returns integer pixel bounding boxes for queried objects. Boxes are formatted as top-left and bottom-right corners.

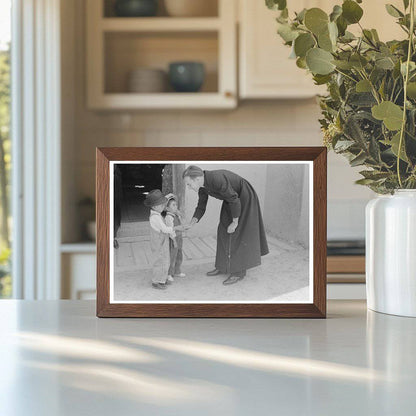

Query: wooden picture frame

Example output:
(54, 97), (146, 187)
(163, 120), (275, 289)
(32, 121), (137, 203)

(96, 147), (327, 318)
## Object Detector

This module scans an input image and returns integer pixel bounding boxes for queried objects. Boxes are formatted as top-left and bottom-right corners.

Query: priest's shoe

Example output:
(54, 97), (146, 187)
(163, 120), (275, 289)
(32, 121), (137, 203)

(223, 270), (246, 285)
(206, 269), (222, 276)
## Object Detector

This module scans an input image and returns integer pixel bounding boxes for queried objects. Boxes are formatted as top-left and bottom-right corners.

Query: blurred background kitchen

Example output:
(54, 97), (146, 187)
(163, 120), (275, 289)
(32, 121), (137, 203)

(0, 0), (403, 301)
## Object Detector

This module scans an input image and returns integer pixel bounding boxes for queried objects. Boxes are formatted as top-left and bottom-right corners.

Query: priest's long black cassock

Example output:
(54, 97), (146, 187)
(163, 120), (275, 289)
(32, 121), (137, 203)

(192, 170), (269, 274)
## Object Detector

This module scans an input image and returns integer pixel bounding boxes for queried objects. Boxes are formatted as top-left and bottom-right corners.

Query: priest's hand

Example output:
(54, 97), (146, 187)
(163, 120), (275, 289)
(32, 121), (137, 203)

(188, 217), (198, 228)
(227, 219), (238, 234)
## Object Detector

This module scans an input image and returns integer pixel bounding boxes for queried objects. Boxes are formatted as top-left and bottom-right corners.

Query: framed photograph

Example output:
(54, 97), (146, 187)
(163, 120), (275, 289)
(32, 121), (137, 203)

(96, 147), (327, 318)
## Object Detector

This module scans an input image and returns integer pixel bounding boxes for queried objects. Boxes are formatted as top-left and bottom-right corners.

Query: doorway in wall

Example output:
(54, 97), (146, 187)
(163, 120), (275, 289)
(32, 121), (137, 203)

(113, 163), (186, 271)
(114, 163), (186, 240)
(118, 164), (165, 223)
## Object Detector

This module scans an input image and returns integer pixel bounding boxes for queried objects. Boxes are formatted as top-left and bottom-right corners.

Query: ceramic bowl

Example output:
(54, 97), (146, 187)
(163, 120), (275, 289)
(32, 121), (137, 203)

(114, 0), (158, 17)
(127, 68), (167, 93)
(168, 62), (205, 92)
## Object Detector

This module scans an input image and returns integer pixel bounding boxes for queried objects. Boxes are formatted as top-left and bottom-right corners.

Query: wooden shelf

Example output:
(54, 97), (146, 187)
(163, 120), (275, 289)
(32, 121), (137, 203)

(61, 243), (96, 253)
(89, 92), (235, 110)
(101, 17), (221, 32)
(327, 256), (365, 274)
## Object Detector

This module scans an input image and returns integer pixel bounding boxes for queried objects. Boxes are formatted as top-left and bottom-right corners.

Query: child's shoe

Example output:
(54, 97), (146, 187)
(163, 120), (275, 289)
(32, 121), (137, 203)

(174, 273), (186, 278)
(166, 275), (174, 284)
(152, 282), (167, 290)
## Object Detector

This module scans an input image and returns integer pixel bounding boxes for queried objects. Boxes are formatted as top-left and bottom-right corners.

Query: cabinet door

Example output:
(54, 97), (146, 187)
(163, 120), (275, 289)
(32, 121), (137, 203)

(238, 0), (404, 99)
(239, 0), (320, 99)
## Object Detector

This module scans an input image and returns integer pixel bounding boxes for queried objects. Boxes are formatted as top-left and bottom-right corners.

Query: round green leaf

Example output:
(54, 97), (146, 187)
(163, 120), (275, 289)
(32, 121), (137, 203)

(330, 5), (343, 22)
(342, 0), (363, 24)
(328, 21), (338, 42)
(407, 82), (416, 99)
(375, 56), (395, 70)
(296, 57), (307, 69)
(306, 47), (335, 75)
(318, 32), (333, 52)
(317, 22), (338, 52)
(304, 8), (329, 35)
(333, 59), (353, 70)
(336, 15), (348, 36)
(277, 23), (299, 42)
(266, 0), (287, 11)
(349, 53), (368, 69)
(294, 33), (315, 57)
(371, 101), (403, 130)
(356, 79), (372, 92)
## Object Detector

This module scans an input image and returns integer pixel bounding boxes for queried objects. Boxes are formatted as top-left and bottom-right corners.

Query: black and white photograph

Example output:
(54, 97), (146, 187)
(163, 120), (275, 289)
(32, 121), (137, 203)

(110, 161), (313, 303)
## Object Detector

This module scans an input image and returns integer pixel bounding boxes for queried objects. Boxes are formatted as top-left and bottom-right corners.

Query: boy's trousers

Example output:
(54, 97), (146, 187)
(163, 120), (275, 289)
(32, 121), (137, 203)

(168, 235), (183, 276)
(150, 227), (169, 284)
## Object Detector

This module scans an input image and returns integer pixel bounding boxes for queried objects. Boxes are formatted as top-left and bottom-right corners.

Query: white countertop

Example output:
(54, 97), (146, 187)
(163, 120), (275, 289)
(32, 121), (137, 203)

(0, 300), (415, 415)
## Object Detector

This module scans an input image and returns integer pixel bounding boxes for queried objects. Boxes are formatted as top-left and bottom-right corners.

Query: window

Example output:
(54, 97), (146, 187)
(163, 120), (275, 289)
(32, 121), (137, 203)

(0, 0), (11, 298)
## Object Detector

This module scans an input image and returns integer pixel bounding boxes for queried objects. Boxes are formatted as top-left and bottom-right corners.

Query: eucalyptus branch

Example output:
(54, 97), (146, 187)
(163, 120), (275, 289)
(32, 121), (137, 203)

(397, 0), (415, 188)
(267, 0), (416, 193)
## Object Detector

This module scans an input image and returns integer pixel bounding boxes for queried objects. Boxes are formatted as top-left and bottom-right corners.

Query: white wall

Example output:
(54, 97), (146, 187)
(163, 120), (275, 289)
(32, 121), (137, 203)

(263, 164), (309, 247)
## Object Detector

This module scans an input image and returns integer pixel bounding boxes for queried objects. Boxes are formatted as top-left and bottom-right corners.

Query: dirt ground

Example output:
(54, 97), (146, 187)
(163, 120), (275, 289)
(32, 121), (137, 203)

(113, 245), (310, 303)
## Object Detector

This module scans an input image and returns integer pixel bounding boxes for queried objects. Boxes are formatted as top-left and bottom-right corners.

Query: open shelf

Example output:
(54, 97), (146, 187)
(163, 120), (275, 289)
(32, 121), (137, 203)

(104, 31), (219, 94)
(90, 92), (235, 109)
(86, 0), (236, 109)
(61, 242), (96, 253)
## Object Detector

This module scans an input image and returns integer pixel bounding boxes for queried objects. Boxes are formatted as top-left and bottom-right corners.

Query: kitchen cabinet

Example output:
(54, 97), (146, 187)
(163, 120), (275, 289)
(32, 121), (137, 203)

(238, 0), (405, 99)
(239, 0), (322, 99)
(86, 0), (237, 109)
(61, 244), (96, 300)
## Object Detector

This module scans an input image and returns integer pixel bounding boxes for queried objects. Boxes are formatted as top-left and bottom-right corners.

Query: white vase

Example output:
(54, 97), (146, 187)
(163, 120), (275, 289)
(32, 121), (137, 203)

(366, 190), (416, 317)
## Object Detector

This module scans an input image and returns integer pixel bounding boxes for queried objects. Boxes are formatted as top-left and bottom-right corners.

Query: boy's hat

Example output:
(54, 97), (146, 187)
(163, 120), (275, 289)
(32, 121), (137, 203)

(144, 189), (167, 207)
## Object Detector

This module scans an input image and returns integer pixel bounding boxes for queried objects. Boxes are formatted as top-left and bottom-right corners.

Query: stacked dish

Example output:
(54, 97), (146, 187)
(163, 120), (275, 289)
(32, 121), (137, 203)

(127, 68), (167, 93)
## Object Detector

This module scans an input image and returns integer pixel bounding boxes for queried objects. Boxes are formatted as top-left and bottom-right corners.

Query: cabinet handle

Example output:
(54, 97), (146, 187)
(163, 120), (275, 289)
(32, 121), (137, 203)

(224, 91), (234, 98)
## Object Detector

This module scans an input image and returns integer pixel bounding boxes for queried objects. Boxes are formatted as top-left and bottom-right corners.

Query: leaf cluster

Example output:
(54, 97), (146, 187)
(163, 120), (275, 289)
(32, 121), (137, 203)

(267, 0), (416, 193)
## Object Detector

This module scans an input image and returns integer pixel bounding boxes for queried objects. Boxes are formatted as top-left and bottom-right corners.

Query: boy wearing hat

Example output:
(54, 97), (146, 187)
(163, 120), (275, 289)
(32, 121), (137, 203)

(144, 189), (186, 290)
(165, 195), (185, 280)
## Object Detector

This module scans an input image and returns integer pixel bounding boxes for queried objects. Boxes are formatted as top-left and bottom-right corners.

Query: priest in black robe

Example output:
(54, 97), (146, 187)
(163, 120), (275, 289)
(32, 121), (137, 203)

(183, 166), (269, 285)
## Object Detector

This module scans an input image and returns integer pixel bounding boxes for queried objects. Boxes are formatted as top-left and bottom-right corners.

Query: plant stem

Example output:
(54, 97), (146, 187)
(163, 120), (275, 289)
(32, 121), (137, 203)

(397, 0), (415, 188)
(334, 68), (357, 83)
(358, 69), (380, 104)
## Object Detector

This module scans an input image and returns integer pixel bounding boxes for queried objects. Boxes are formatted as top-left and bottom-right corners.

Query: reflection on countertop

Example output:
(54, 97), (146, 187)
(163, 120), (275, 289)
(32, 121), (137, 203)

(0, 300), (415, 415)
